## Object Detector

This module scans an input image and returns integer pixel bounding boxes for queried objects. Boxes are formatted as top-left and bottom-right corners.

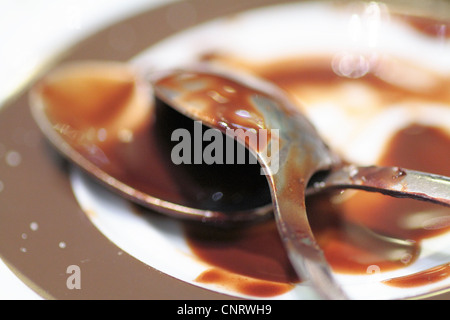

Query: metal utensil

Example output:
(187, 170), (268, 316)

(152, 66), (450, 299)
(29, 61), (274, 225)
(30, 62), (450, 299)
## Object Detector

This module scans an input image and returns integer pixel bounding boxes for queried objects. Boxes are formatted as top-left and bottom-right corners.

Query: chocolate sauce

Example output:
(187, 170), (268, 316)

(185, 220), (298, 297)
(255, 56), (450, 106)
(396, 14), (450, 39)
(195, 268), (294, 297)
(383, 263), (450, 288)
(309, 124), (450, 275)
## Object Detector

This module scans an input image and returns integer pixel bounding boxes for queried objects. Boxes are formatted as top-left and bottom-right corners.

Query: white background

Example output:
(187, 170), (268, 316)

(0, 0), (177, 300)
(0, 0), (178, 108)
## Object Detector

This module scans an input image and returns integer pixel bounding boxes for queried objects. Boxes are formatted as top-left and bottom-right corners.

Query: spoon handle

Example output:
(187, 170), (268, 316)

(307, 165), (450, 207)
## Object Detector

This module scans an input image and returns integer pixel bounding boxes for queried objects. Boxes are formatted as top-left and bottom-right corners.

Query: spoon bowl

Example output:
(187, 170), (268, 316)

(30, 61), (273, 225)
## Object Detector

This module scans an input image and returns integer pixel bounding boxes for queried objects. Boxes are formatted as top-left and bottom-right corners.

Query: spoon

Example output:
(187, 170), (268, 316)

(30, 62), (450, 299)
(29, 61), (273, 225)
(151, 66), (450, 299)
